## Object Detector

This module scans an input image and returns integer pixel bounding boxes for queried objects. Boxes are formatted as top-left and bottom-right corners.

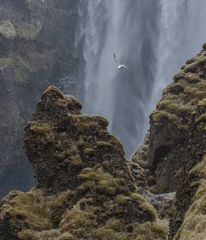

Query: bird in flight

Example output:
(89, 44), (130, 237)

(113, 53), (127, 70)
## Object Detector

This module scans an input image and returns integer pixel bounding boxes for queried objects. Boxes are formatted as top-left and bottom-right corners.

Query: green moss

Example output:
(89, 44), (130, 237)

(18, 229), (61, 240)
(157, 101), (193, 117)
(30, 122), (51, 134)
(183, 62), (199, 73)
(57, 233), (74, 240)
(0, 54), (47, 85)
(14, 23), (41, 40)
(184, 85), (206, 100)
(196, 82), (206, 91)
(60, 209), (95, 237)
(0, 20), (16, 39)
(193, 54), (206, 65)
(96, 141), (113, 148)
(2, 192), (51, 231)
(79, 168), (128, 195)
(149, 222), (168, 238)
(70, 156), (83, 167)
(115, 193), (157, 222)
(0, 57), (13, 66)
(151, 110), (181, 126)
(97, 179), (117, 195)
(102, 219), (123, 232)
(78, 168), (104, 181)
(133, 193), (157, 222)
(134, 222), (168, 240)
(50, 190), (72, 209)
(196, 114), (206, 123)
(175, 155), (206, 239)
(84, 148), (96, 155)
(56, 99), (68, 108)
(13, 56), (35, 83)
(18, 230), (38, 240)
(71, 114), (90, 120)
(197, 98), (206, 107)
(0, 56), (37, 84)
(130, 193), (147, 203)
(94, 116), (109, 127)
(115, 195), (131, 205)
(189, 155), (206, 181)
(139, 202), (157, 222)
(93, 228), (128, 240)
(173, 72), (185, 83)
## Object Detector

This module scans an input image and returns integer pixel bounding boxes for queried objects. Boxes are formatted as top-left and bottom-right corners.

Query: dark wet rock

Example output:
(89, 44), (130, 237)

(0, 0), (80, 197)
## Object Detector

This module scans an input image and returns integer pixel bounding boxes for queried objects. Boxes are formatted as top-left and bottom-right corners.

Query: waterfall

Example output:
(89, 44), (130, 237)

(151, 0), (206, 108)
(77, 0), (206, 157)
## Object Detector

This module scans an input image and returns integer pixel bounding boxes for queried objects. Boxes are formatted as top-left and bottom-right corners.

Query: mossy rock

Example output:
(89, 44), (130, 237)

(196, 114), (206, 123)
(18, 230), (38, 240)
(30, 122), (51, 134)
(56, 233), (74, 240)
(79, 168), (128, 196)
(0, 20), (16, 39)
(1, 191), (51, 231)
(0, 56), (37, 85)
(14, 22), (41, 40)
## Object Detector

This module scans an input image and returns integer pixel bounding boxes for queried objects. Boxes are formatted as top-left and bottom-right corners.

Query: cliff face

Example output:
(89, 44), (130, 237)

(0, 86), (167, 240)
(1, 34), (206, 240)
(0, 0), (80, 197)
(132, 44), (206, 239)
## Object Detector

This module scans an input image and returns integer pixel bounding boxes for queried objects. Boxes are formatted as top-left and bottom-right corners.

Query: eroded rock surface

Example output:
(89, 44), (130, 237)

(0, 0), (80, 197)
(131, 44), (206, 239)
(0, 87), (167, 240)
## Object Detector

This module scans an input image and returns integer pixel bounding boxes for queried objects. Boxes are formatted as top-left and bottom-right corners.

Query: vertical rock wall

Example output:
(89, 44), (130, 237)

(0, 0), (80, 197)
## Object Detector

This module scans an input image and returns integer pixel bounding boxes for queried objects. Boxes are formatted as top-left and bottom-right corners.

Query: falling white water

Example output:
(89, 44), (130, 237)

(77, 0), (137, 125)
(77, 0), (206, 156)
(151, 0), (206, 109)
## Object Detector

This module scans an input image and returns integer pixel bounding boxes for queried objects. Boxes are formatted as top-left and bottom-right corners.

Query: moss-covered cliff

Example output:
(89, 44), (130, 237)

(1, 25), (206, 239)
(0, 86), (167, 240)
(0, 0), (80, 197)
(131, 44), (206, 239)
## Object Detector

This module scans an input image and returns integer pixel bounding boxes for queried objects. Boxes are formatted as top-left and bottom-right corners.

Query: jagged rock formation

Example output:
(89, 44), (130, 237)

(0, 0), (80, 197)
(131, 44), (206, 239)
(0, 86), (167, 240)
(1, 39), (206, 240)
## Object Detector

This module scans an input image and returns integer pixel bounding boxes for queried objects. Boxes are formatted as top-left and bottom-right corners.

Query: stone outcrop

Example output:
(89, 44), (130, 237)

(0, 86), (167, 240)
(0, 0), (80, 197)
(131, 44), (206, 239)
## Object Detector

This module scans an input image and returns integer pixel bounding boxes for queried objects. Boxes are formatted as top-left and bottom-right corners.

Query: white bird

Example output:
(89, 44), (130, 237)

(113, 53), (127, 70)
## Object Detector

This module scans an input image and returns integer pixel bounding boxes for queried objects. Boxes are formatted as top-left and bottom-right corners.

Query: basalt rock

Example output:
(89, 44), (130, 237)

(0, 87), (167, 240)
